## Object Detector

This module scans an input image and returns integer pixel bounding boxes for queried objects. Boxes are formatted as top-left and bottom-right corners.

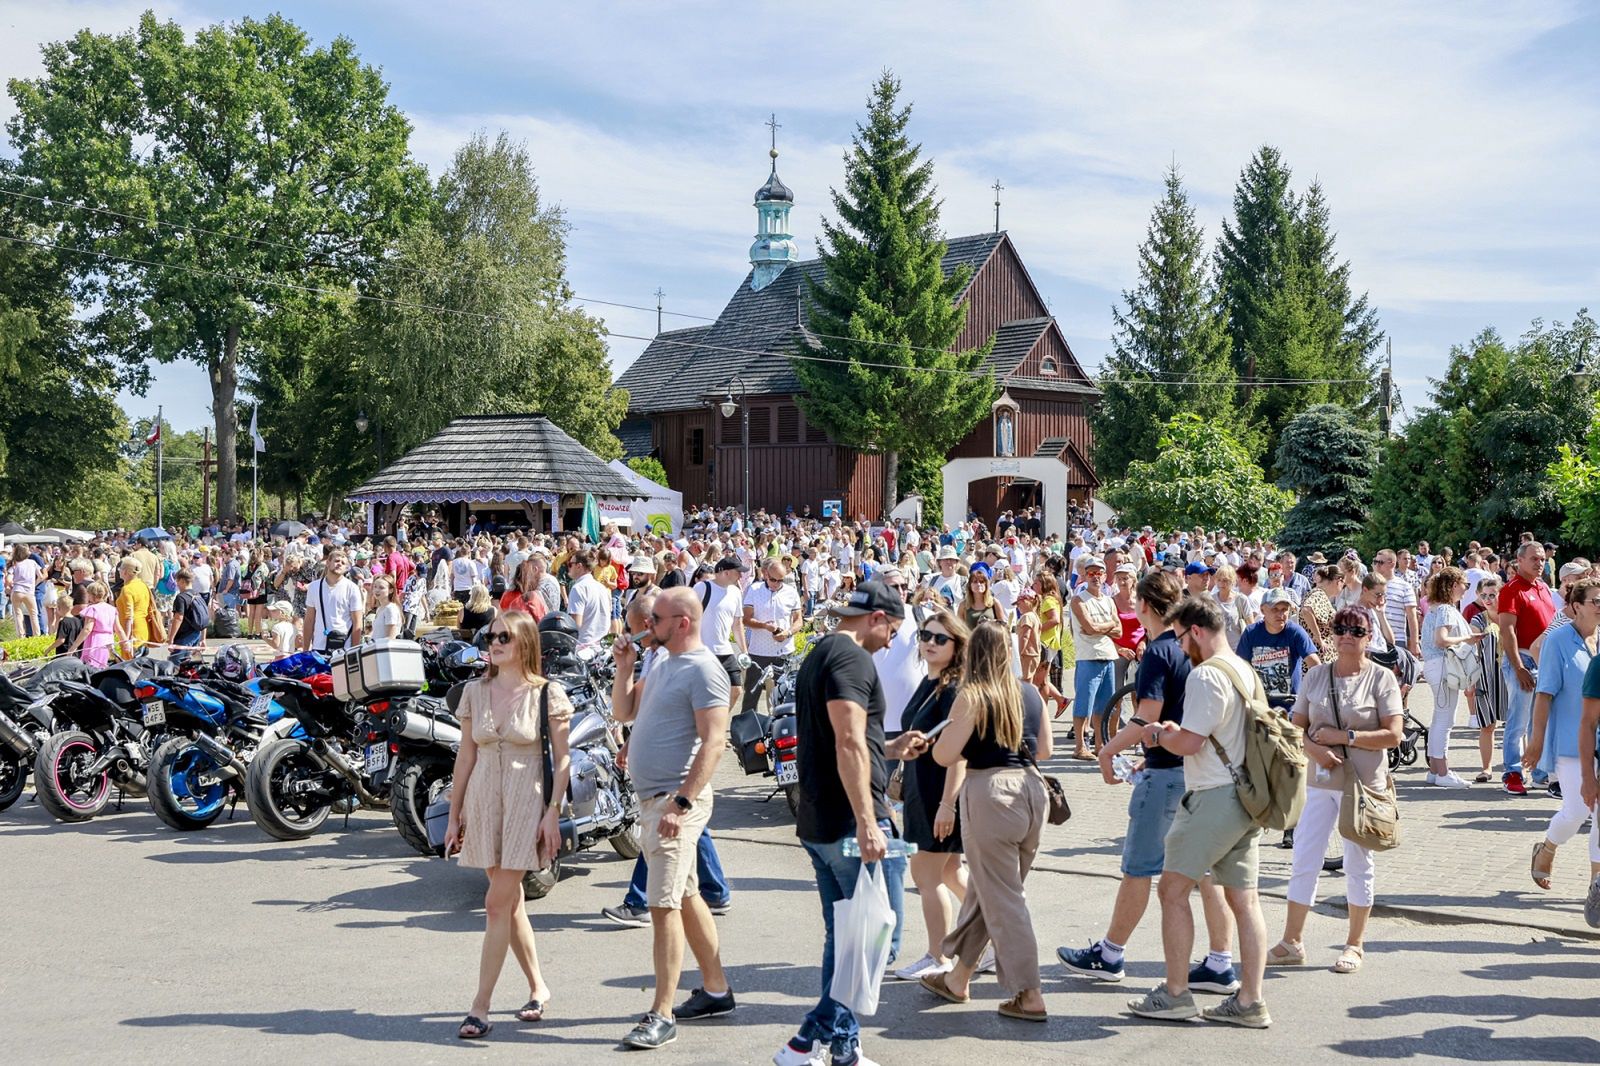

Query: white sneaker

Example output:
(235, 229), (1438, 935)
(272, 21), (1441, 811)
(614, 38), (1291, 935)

(977, 945), (997, 973)
(772, 1039), (827, 1066)
(1424, 772), (1437, 784)
(892, 952), (952, 981)
(1430, 771), (1471, 789)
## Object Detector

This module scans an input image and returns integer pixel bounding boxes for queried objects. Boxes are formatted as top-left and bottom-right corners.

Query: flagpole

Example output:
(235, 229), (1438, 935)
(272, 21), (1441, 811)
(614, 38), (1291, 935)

(155, 404), (164, 529)
(252, 403), (259, 537)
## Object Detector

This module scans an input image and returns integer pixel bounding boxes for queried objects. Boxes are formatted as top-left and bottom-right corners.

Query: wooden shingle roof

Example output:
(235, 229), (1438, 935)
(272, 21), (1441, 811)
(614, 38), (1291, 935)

(618, 233), (1007, 415)
(347, 415), (643, 504)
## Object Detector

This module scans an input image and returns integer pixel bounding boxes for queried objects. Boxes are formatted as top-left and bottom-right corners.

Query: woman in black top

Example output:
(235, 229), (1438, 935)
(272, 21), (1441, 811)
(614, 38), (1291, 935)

(924, 621), (1051, 1023)
(892, 610), (972, 983)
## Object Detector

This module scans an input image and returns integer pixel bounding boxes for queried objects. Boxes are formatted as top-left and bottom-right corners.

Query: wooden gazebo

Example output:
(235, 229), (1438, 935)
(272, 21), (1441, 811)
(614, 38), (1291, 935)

(347, 414), (643, 534)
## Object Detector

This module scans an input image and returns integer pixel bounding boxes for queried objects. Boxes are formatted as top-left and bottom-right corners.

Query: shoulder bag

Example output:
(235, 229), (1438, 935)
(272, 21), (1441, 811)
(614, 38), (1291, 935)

(1329, 666), (1401, 852)
(1020, 737), (1071, 825)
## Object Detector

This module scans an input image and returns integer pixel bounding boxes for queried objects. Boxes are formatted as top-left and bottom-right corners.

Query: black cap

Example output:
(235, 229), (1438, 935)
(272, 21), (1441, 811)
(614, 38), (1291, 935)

(714, 556), (750, 573)
(826, 579), (907, 619)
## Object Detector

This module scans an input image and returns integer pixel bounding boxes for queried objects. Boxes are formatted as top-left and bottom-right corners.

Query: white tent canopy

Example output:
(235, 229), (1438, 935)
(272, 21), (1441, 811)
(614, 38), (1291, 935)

(605, 461), (683, 536)
(40, 528), (95, 543)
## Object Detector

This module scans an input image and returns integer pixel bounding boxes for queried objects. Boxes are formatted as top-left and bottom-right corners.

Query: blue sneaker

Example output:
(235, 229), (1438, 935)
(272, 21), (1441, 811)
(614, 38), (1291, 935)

(1057, 942), (1125, 982)
(1188, 960), (1240, 995)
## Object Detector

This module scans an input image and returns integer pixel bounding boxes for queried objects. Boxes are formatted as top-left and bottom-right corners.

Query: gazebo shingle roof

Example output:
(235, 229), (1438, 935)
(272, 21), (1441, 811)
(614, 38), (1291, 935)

(347, 415), (643, 505)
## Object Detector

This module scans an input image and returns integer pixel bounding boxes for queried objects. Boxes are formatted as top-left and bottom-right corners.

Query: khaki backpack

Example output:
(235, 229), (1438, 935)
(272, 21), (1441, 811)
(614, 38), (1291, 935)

(1203, 656), (1308, 831)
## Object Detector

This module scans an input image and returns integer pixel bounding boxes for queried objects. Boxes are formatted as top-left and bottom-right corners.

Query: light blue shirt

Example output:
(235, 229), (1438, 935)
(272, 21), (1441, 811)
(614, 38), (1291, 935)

(1534, 621), (1594, 759)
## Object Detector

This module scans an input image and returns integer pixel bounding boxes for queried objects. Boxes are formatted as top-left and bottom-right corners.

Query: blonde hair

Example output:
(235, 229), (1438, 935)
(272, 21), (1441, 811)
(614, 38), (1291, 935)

(962, 621), (1022, 750)
(466, 581), (492, 612)
(485, 610), (544, 682)
(86, 580), (109, 603)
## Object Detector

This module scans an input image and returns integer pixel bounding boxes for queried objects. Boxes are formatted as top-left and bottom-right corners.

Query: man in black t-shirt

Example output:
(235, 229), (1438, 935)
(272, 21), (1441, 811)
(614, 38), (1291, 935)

(778, 580), (928, 1066)
(1057, 571), (1240, 996)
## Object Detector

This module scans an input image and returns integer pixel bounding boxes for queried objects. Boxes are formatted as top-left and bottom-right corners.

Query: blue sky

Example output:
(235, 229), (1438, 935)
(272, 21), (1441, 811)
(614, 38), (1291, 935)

(4, 1), (1597, 433)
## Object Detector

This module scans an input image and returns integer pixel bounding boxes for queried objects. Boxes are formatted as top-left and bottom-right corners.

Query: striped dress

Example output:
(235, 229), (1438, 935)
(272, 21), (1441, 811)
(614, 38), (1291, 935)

(1470, 614), (1508, 726)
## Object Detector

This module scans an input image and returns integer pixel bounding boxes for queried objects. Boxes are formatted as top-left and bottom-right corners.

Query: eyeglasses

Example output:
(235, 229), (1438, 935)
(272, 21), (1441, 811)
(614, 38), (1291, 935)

(650, 611), (686, 624)
(1332, 624), (1369, 637)
(1170, 626), (1191, 643)
(485, 630), (513, 645)
(918, 629), (953, 647)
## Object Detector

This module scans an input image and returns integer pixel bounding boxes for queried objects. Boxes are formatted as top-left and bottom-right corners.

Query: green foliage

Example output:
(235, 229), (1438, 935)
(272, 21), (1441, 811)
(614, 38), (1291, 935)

(1274, 404), (1377, 556)
(797, 72), (993, 518)
(1366, 313), (1597, 551)
(1102, 414), (1293, 539)
(1215, 147), (1381, 466)
(1547, 412), (1600, 556)
(1093, 165), (1243, 480)
(2, 636), (54, 662)
(6, 12), (430, 518)
(626, 456), (669, 487)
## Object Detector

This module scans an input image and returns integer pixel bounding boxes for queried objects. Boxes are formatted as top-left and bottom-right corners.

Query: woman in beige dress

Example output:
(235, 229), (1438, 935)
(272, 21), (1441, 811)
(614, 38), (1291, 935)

(444, 610), (572, 1039)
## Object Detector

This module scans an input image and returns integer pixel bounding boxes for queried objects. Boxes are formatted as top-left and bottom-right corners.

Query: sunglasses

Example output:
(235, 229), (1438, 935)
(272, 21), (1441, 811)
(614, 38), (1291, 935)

(918, 629), (953, 646)
(650, 611), (685, 624)
(1331, 624), (1369, 637)
(485, 630), (513, 645)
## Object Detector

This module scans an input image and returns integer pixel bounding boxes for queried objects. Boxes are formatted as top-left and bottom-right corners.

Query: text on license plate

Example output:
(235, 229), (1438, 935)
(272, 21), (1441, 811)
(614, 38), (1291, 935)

(776, 760), (798, 785)
(249, 695), (272, 717)
(365, 742), (389, 773)
(143, 703), (165, 727)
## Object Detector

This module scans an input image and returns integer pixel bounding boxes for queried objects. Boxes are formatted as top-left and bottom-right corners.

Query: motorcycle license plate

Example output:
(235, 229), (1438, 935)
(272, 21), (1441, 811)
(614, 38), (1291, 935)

(776, 760), (798, 785)
(143, 702), (166, 727)
(249, 695), (273, 717)
(365, 742), (389, 773)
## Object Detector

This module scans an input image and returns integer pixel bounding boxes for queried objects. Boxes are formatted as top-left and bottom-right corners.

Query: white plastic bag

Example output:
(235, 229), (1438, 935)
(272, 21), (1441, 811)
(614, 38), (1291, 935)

(829, 861), (896, 1016)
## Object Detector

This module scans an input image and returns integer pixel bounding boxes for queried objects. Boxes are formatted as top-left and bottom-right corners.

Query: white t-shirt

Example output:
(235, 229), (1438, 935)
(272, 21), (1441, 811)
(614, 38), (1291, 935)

(373, 601), (404, 639)
(1383, 577), (1417, 647)
(992, 577), (1019, 619)
(874, 609), (928, 733)
(307, 577), (363, 652)
(190, 562), (214, 595)
(270, 619), (298, 656)
(566, 573), (611, 646)
(744, 581), (802, 656)
(450, 555), (477, 592)
(697, 580), (743, 655)
(1181, 651), (1257, 791)
(1464, 567), (1493, 604)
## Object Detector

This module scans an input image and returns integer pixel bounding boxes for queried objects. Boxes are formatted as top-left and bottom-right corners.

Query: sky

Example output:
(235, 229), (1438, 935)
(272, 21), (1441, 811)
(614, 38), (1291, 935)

(3, 1), (1597, 434)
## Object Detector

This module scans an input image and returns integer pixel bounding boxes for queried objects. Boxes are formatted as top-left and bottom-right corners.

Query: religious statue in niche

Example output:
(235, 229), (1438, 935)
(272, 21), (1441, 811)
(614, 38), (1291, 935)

(995, 407), (1016, 457)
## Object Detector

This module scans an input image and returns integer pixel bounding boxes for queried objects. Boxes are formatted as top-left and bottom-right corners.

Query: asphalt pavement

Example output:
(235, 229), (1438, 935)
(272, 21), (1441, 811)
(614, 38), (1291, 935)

(1, 706), (1596, 1066)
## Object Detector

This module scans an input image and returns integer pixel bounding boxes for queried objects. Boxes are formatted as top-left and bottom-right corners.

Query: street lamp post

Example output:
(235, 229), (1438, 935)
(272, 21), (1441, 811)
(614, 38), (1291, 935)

(719, 376), (750, 524)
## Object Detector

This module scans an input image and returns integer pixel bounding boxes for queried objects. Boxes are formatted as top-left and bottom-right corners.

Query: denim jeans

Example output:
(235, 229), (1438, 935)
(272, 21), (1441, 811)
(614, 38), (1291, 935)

(796, 821), (906, 1062)
(623, 827), (730, 909)
(1501, 653), (1538, 779)
(1074, 658), (1116, 725)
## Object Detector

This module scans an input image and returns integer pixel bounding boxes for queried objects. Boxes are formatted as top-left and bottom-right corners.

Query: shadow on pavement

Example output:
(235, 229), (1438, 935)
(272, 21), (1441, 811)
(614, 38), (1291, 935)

(1347, 991), (1597, 1023)
(1329, 1024), (1599, 1061)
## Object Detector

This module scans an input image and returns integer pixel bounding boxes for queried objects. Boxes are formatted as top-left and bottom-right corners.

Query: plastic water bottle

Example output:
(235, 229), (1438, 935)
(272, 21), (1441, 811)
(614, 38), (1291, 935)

(842, 837), (918, 858)
(1112, 753), (1139, 783)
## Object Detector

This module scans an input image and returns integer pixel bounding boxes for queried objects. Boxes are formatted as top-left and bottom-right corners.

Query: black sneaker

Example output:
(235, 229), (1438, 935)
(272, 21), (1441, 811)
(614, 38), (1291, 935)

(1187, 960), (1240, 994)
(1057, 942), (1125, 982)
(1549, 780), (1563, 800)
(675, 987), (736, 1020)
(621, 1012), (676, 1050)
(705, 897), (733, 916)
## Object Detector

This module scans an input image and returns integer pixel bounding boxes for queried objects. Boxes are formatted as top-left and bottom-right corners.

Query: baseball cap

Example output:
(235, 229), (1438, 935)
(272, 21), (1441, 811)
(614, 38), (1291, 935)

(1115, 563), (1137, 576)
(937, 545), (959, 561)
(1184, 560), (1214, 576)
(714, 556), (750, 573)
(827, 579), (907, 619)
(1082, 555), (1106, 571)
(1261, 587), (1295, 607)
(1559, 560), (1588, 582)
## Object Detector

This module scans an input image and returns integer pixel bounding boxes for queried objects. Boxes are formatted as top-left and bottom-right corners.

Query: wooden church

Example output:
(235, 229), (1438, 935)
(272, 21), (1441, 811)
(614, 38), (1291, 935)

(615, 140), (1099, 524)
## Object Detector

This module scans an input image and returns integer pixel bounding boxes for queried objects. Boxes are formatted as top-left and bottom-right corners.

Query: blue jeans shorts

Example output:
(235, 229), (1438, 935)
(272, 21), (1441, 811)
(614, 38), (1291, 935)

(1121, 765), (1186, 878)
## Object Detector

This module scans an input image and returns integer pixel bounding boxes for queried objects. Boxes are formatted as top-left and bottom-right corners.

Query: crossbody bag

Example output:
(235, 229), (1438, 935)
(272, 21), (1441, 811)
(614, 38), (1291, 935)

(1329, 667), (1401, 852)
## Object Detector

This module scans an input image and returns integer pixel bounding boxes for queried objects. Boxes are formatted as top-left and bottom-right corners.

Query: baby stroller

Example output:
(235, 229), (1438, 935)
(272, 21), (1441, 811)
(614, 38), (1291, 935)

(1387, 707), (1428, 770)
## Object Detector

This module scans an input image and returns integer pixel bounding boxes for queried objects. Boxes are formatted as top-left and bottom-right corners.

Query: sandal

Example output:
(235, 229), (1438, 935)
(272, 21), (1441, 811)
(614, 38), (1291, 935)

(997, 995), (1047, 1022)
(1266, 940), (1306, 966)
(516, 999), (546, 1023)
(1473, 771), (1492, 783)
(457, 1015), (492, 1039)
(1331, 945), (1364, 974)
(1531, 840), (1556, 891)
(920, 971), (970, 1004)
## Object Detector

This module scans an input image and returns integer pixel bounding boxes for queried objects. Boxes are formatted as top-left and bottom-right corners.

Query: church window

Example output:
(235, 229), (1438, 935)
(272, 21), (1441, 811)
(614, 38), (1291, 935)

(1040, 355), (1058, 375)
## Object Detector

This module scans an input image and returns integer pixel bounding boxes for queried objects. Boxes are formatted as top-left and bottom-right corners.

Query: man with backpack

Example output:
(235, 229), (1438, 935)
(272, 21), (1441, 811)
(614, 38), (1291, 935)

(1127, 594), (1276, 1029)
(166, 569), (210, 663)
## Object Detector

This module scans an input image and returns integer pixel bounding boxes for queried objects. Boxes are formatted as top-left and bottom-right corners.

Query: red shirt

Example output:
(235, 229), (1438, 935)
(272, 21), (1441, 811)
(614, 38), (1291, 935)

(1496, 574), (1555, 650)
(1463, 601), (1484, 623)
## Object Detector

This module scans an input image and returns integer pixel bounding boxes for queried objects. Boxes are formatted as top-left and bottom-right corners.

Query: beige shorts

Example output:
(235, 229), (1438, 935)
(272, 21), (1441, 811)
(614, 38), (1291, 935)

(1163, 784), (1261, 889)
(641, 791), (714, 910)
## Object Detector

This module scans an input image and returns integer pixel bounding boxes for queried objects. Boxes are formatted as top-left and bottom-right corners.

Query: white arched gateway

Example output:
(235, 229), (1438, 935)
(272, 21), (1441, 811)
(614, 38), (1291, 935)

(941, 456), (1070, 542)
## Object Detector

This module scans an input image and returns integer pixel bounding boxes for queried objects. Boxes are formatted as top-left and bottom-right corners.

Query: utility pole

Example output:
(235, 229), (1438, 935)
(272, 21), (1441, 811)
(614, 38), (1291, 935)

(654, 288), (665, 335)
(155, 405), (164, 528)
(1379, 338), (1393, 436)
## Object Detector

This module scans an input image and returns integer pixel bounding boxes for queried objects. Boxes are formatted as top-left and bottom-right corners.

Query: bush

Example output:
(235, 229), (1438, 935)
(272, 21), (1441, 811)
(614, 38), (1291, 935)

(1, 636), (56, 663)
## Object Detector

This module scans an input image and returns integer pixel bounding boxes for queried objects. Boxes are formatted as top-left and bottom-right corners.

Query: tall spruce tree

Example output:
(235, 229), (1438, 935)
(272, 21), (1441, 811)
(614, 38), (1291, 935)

(1092, 165), (1239, 480)
(796, 72), (992, 518)
(1216, 146), (1297, 402)
(1297, 182), (1383, 409)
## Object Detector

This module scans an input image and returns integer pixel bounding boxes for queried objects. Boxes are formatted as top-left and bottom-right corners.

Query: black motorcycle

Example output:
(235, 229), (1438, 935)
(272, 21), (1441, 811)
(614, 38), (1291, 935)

(31, 662), (167, 822)
(730, 660), (801, 815)
(0, 670), (59, 811)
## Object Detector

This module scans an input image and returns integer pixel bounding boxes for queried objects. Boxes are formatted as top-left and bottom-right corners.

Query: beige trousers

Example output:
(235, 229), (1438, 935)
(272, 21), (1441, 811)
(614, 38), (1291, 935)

(941, 766), (1047, 994)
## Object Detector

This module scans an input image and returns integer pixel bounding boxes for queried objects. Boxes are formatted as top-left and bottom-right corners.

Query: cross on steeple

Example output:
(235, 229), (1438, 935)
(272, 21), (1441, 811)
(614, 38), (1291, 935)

(765, 112), (782, 158)
(653, 287), (665, 335)
(992, 178), (1004, 234)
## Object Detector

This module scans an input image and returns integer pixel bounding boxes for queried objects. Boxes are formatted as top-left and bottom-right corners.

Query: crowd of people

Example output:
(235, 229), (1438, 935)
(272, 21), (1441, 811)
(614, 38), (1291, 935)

(4, 504), (1598, 1061)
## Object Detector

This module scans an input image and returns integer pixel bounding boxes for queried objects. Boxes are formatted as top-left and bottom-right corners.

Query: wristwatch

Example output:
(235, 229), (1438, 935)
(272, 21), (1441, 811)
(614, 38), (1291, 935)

(1347, 729), (1356, 745)
(671, 794), (694, 812)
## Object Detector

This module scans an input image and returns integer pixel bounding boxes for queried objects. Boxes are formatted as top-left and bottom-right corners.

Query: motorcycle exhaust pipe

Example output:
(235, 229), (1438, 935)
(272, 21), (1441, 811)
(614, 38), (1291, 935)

(0, 711), (33, 758)
(379, 705), (462, 747)
(316, 747), (387, 809)
(193, 733), (248, 784)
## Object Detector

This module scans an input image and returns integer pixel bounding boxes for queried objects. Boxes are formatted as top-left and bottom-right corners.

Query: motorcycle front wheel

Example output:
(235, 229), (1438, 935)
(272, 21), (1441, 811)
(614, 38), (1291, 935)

(33, 730), (111, 822)
(246, 738), (333, 841)
(148, 736), (230, 831)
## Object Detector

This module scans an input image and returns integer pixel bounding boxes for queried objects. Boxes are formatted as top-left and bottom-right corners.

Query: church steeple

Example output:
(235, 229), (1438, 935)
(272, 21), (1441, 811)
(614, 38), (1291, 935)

(749, 113), (798, 291)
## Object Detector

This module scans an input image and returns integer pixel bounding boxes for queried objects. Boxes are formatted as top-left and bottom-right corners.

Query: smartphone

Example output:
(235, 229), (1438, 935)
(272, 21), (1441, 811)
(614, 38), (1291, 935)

(922, 718), (953, 742)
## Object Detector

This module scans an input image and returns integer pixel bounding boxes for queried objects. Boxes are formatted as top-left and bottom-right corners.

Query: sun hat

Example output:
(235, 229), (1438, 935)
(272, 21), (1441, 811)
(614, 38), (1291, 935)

(937, 545), (959, 561)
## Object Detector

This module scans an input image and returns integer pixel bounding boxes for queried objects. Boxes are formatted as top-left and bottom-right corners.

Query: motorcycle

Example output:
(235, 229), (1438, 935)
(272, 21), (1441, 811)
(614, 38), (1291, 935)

(141, 672), (302, 831)
(244, 672), (389, 841)
(0, 671), (59, 811)
(729, 660), (802, 816)
(31, 661), (169, 823)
